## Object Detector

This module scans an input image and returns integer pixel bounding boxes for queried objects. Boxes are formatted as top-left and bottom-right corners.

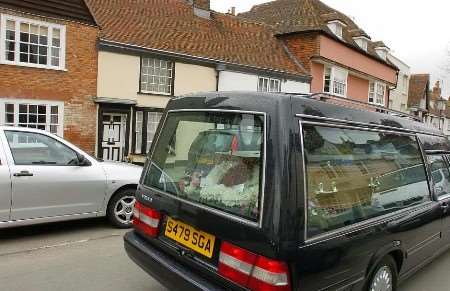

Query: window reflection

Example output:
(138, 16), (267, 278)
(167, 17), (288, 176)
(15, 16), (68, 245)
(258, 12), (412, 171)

(303, 125), (430, 236)
(428, 155), (450, 198)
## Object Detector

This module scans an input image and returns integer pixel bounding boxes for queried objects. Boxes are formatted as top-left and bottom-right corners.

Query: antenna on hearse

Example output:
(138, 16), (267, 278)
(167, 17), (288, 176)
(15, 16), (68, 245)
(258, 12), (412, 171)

(287, 93), (421, 122)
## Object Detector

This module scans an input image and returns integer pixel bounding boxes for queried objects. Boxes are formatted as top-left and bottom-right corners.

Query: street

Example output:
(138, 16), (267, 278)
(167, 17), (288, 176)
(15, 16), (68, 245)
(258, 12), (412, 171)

(0, 218), (166, 291)
(0, 218), (448, 291)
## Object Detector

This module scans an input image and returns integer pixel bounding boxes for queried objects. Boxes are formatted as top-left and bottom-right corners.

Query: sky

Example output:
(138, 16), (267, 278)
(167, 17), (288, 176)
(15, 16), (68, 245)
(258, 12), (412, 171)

(211, 0), (450, 97)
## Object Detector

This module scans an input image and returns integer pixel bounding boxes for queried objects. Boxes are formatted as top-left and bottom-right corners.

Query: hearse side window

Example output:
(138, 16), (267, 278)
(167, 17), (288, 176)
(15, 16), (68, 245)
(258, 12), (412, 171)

(302, 125), (430, 237)
(428, 155), (450, 198)
(143, 111), (264, 221)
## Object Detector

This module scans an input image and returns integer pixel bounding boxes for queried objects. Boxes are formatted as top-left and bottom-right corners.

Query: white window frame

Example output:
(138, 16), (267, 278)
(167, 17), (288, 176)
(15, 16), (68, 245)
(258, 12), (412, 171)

(0, 99), (64, 136)
(368, 81), (386, 106)
(135, 111), (143, 154)
(146, 111), (163, 152)
(402, 75), (408, 94)
(257, 76), (281, 92)
(353, 36), (369, 52)
(327, 20), (346, 39)
(323, 66), (348, 97)
(140, 57), (174, 95)
(0, 14), (66, 70)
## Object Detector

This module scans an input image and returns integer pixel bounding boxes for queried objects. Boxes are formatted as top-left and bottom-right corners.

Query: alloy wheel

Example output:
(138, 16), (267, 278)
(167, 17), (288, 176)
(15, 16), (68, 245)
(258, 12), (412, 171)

(114, 195), (136, 225)
(370, 266), (393, 291)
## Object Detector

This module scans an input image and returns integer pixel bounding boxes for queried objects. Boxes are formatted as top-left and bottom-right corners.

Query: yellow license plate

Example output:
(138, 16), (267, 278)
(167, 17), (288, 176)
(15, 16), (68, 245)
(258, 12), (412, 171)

(164, 217), (216, 258)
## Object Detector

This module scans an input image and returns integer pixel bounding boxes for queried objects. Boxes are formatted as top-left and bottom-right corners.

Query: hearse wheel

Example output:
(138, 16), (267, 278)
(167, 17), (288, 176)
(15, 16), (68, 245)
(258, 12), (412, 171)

(367, 256), (398, 291)
(107, 188), (136, 228)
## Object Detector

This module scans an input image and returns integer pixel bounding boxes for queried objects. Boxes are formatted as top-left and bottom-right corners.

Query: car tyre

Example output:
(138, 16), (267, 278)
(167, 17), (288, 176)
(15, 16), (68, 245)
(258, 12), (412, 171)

(107, 188), (137, 228)
(366, 255), (398, 291)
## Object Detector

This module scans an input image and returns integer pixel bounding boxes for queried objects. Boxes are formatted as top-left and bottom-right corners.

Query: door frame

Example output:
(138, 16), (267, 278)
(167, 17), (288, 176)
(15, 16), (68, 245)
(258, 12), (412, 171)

(97, 103), (132, 161)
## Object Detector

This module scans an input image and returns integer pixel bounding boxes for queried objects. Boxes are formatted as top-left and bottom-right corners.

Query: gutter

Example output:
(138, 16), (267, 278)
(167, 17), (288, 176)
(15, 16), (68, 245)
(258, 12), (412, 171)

(99, 39), (312, 83)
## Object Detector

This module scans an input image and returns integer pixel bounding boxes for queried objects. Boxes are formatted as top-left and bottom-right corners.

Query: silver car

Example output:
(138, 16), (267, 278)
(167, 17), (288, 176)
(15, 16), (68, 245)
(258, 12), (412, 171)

(0, 126), (143, 228)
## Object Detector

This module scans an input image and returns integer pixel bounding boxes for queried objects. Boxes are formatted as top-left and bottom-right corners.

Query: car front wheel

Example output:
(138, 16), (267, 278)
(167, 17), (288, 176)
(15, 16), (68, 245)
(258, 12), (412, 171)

(107, 188), (136, 228)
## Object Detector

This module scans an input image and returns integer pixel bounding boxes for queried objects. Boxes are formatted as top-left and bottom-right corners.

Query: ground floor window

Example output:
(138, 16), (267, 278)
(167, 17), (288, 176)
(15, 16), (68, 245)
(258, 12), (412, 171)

(0, 99), (64, 136)
(134, 109), (163, 154)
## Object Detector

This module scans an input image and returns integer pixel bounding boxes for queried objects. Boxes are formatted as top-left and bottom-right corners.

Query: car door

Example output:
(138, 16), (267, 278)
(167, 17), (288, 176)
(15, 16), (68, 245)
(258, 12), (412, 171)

(3, 130), (107, 220)
(0, 131), (12, 222)
(431, 154), (450, 246)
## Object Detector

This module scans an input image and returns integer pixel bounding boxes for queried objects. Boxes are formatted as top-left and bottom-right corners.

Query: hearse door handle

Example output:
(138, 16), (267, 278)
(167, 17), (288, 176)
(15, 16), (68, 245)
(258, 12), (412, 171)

(13, 170), (34, 177)
(440, 201), (450, 212)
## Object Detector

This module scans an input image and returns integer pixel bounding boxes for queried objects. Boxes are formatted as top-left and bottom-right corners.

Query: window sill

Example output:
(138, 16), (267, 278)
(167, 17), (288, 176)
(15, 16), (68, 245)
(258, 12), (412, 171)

(368, 102), (385, 107)
(323, 91), (347, 98)
(138, 91), (173, 97)
(0, 60), (67, 72)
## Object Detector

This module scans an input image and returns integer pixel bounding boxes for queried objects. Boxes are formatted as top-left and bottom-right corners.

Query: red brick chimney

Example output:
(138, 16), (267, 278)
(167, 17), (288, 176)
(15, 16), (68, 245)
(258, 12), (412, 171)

(432, 80), (441, 101)
(193, 0), (210, 10)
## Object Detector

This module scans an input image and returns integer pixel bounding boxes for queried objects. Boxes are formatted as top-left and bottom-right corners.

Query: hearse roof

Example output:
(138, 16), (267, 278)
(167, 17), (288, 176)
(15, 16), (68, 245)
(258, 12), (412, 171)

(172, 91), (443, 138)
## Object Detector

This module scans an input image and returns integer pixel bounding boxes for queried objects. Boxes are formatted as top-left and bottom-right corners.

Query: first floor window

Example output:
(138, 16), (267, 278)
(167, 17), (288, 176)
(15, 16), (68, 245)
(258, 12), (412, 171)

(323, 66), (347, 97)
(1, 14), (65, 70)
(369, 81), (385, 106)
(134, 110), (163, 154)
(140, 57), (173, 95)
(258, 77), (281, 92)
(0, 100), (64, 136)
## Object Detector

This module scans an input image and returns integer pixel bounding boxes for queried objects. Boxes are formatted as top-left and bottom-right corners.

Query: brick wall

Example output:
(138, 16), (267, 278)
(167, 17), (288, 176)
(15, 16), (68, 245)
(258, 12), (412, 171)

(0, 8), (99, 154)
(282, 32), (320, 73)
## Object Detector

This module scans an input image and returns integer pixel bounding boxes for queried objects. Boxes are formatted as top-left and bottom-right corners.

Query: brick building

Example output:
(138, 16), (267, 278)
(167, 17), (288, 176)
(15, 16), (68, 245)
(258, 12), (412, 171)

(0, 1), (98, 154)
(240, 0), (399, 107)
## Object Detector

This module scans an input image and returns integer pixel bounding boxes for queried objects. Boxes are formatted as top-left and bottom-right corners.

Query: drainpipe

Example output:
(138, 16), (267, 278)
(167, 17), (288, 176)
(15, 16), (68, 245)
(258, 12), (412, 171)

(216, 64), (226, 91)
(387, 70), (399, 110)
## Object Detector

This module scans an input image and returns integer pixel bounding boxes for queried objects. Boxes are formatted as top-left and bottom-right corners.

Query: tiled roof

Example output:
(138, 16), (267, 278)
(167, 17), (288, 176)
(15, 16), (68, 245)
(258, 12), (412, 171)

(0, 0), (96, 25)
(408, 74), (429, 108)
(85, 0), (309, 78)
(239, 0), (395, 68)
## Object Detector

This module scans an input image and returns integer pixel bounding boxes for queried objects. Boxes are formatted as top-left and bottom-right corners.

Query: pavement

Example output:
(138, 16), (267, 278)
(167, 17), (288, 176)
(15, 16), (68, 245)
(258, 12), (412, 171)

(398, 249), (450, 291)
(0, 217), (448, 291)
(0, 218), (166, 291)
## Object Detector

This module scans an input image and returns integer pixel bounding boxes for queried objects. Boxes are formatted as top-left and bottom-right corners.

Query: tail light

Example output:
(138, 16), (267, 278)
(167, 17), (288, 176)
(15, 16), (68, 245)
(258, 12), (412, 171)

(132, 201), (161, 237)
(219, 242), (291, 291)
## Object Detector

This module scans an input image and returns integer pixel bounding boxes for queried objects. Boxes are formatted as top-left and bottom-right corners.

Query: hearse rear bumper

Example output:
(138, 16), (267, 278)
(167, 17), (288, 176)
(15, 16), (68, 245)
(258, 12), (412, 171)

(124, 231), (227, 291)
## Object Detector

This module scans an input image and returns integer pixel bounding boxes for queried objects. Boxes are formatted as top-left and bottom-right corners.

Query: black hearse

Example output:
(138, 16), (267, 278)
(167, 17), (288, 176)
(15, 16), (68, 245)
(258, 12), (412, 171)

(124, 92), (450, 291)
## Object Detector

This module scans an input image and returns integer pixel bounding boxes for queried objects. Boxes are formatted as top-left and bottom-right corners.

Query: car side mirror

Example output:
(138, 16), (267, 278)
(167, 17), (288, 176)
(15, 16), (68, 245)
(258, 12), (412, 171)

(77, 154), (92, 167)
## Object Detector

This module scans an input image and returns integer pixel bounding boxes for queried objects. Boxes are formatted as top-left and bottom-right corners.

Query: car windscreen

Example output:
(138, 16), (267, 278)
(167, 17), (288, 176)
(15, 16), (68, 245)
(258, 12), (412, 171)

(142, 111), (264, 222)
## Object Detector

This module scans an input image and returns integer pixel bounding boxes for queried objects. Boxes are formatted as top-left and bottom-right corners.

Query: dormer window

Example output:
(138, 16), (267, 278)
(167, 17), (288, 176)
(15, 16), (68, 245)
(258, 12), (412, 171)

(327, 20), (346, 39)
(374, 45), (390, 61)
(353, 36), (369, 52)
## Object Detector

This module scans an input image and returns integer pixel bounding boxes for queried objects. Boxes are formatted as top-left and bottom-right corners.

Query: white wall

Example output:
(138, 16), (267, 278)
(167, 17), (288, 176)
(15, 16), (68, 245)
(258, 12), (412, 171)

(387, 54), (410, 113)
(218, 71), (258, 91)
(282, 80), (310, 93)
(174, 63), (217, 95)
(218, 70), (310, 93)
(98, 51), (170, 109)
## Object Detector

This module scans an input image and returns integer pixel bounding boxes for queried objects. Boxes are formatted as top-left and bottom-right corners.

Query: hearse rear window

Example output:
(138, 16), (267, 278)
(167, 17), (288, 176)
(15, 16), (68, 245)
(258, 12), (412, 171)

(303, 125), (430, 237)
(143, 111), (264, 221)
